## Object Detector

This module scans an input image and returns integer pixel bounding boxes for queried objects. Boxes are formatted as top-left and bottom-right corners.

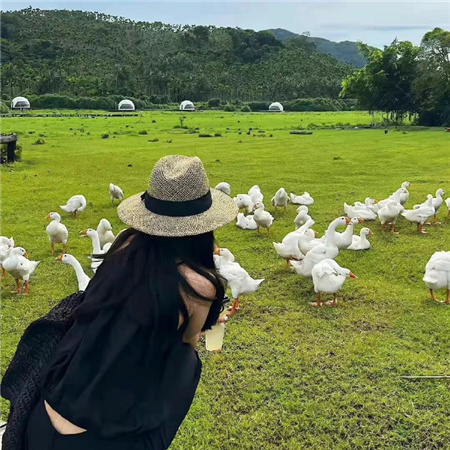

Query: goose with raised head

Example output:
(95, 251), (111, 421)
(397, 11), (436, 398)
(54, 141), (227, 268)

(402, 194), (435, 234)
(109, 183), (124, 204)
(389, 181), (410, 205)
(236, 212), (258, 230)
(46, 212), (69, 255)
(0, 236), (14, 278)
(60, 195), (87, 216)
(423, 251), (450, 304)
(322, 217), (364, 249)
(311, 259), (357, 307)
(81, 228), (109, 273)
(2, 247), (40, 294)
(253, 202), (274, 234)
(377, 201), (404, 234)
(294, 206), (312, 229)
(347, 227), (373, 251)
(57, 254), (91, 291)
(215, 182), (231, 196)
(271, 188), (290, 210)
(97, 218), (115, 249)
(290, 191), (314, 206)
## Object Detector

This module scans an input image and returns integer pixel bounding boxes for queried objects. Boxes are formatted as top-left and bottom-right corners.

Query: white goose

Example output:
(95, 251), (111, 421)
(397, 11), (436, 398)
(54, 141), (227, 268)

(321, 217), (364, 249)
(446, 198), (450, 217)
(236, 212), (258, 230)
(0, 236), (15, 278)
(415, 189), (445, 224)
(81, 229), (109, 273)
(214, 247), (264, 315)
(60, 195), (87, 216)
(109, 183), (124, 204)
(311, 259), (357, 307)
(347, 227), (373, 251)
(402, 194), (435, 234)
(273, 229), (309, 267)
(378, 188), (408, 208)
(46, 212), (69, 255)
(2, 247), (40, 294)
(215, 182), (231, 196)
(377, 201), (404, 234)
(344, 202), (377, 221)
(390, 181), (410, 205)
(97, 218), (115, 249)
(294, 206), (312, 229)
(271, 188), (289, 210)
(253, 202), (274, 234)
(234, 194), (254, 213)
(248, 185), (264, 204)
(290, 191), (314, 206)
(57, 254), (91, 291)
(423, 251), (450, 304)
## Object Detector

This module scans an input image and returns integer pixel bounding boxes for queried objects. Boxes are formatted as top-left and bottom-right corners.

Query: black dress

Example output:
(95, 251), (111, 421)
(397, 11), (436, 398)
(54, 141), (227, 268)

(25, 295), (207, 450)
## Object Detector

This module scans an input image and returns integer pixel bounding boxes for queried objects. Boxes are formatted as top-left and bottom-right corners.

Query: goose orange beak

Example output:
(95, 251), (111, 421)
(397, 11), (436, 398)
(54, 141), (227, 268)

(358, 218), (365, 223)
(369, 230), (374, 236)
(349, 272), (358, 279)
(56, 255), (64, 261)
(24, 252), (29, 259)
(80, 230), (88, 236)
(345, 217), (352, 224)
(46, 214), (51, 219)
(213, 245), (221, 256)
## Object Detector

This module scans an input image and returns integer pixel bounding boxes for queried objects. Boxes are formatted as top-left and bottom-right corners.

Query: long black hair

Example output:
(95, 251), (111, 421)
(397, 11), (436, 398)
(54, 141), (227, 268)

(75, 228), (225, 333)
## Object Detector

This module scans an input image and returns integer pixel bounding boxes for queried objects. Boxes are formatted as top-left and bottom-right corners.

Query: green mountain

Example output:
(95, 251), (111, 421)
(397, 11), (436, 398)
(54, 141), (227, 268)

(1, 8), (353, 102)
(268, 28), (368, 68)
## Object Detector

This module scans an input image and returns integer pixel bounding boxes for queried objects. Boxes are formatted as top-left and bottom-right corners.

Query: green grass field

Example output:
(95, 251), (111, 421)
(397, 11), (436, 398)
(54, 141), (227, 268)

(1, 111), (450, 449)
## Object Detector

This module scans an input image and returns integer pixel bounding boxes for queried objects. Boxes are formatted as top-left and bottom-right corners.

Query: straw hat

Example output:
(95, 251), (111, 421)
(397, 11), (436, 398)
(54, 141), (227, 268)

(118, 155), (238, 237)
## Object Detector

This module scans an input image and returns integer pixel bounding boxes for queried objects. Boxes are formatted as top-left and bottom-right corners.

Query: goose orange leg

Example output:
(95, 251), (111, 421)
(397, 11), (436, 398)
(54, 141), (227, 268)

(429, 289), (437, 302)
(15, 279), (22, 293)
(24, 281), (30, 295)
(1, 267), (6, 278)
(311, 292), (323, 307)
(446, 289), (450, 305)
(326, 294), (338, 306)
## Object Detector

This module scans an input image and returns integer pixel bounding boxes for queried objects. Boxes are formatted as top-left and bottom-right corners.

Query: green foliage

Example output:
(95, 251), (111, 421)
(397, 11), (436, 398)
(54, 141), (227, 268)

(1, 8), (352, 102)
(207, 98), (221, 108)
(247, 101), (271, 111)
(0, 101), (10, 113)
(1, 111), (450, 448)
(240, 105), (251, 112)
(101, 133), (109, 139)
(224, 104), (235, 112)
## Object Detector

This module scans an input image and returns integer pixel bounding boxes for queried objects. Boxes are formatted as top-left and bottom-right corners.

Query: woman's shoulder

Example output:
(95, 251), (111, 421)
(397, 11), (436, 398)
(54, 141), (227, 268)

(178, 264), (216, 301)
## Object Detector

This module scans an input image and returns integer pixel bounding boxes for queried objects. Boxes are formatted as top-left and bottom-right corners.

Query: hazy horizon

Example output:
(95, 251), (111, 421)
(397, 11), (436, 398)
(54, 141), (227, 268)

(2, 1), (449, 48)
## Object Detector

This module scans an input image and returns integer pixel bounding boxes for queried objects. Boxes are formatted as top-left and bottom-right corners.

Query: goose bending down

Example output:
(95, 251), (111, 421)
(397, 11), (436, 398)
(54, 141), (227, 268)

(415, 189), (446, 224)
(236, 212), (258, 230)
(253, 202), (274, 233)
(2, 247), (40, 294)
(57, 254), (91, 291)
(273, 228), (312, 267)
(97, 218), (115, 249)
(402, 194), (435, 234)
(248, 185), (264, 204)
(347, 228), (373, 250)
(271, 188), (289, 210)
(46, 212), (69, 255)
(60, 195), (87, 216)
(81, 229), (110, 273)
(390, 181), (410, 205)
(290, 191), (314, 206)
(214, 247), (264, 315)
(109, 183), (124, 204)
(215, 182), (231, 196)
(234, 194), (254, 213)
(311, 259), (357, 307)
(0, 236), (15, 278)
(377, 201), (404, 234)
(294, 206), (312, 229)
(344, 202), (377, 221)
(423, 251), (450, 304)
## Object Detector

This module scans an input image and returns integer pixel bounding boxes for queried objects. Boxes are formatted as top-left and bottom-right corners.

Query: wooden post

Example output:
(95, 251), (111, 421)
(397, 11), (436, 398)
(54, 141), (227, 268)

(0, 133), (18, 163)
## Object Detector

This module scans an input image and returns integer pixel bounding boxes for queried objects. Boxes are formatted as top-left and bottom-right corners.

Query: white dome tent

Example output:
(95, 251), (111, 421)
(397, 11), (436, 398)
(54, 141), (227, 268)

(11, 96), (30, 110)
(269, 102), (283, 112)
(179, 100), (195, 111)
(118, 99), (135, 111)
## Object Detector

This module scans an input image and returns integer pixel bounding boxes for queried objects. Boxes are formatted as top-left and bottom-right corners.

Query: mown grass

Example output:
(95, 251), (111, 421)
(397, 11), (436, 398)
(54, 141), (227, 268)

(1, 111), (450, 449)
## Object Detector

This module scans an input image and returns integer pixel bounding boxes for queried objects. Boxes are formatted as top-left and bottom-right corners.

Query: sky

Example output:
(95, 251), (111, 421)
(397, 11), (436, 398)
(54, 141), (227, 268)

(2, 0), (449, 48)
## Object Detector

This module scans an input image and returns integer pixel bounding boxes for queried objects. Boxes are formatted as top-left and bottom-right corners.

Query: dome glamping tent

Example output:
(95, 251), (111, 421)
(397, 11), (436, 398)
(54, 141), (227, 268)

(118, 99), (135, 111)
(269, 102), (283, 112)
(11, 96), (30, 110)
(179, 100), (195, 111)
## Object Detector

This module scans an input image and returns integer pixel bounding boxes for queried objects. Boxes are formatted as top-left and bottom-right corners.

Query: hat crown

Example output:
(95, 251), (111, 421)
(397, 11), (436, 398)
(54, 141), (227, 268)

(148, 155), (210, 201)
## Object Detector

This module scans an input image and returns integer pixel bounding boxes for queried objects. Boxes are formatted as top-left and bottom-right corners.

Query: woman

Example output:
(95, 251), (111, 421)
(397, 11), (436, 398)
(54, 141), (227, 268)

(25, 155), (238, 449)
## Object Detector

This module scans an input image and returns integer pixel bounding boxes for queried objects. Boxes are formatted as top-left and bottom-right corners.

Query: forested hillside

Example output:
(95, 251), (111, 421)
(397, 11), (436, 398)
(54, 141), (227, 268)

(1, 8), (353, 103)
(269, 28), (368, 68)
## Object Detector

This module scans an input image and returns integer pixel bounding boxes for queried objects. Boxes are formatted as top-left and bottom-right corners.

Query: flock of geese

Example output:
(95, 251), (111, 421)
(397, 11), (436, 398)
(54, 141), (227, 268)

(1, 180), (449, 315)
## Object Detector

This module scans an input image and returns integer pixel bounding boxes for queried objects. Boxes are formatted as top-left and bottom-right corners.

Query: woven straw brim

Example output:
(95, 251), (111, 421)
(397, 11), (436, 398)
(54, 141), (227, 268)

(117, 188), (238, 237)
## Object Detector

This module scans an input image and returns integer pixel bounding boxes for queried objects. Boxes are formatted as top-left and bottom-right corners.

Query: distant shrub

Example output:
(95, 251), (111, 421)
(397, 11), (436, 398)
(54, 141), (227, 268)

(207, 98), (221, 108)
(0, 101), (10, 114)
(241, 105), (251, 112)
(199, 134), (212, 138)
(214, 133), (222, 137)
(138, 130), (148, 135)
(101, 133), (109, 139)
(224, 105), (235, 112)
(28, 131), (35, 134)
(32, 138), (45, 145)
(247, 101), (270, 111)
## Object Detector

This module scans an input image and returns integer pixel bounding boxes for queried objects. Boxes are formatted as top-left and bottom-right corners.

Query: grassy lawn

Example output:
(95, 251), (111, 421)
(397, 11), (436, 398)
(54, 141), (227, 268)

(1, 111), (449, 449)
